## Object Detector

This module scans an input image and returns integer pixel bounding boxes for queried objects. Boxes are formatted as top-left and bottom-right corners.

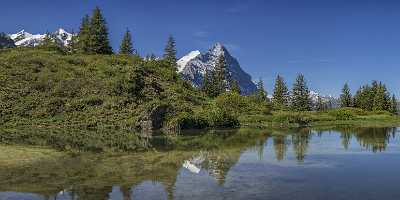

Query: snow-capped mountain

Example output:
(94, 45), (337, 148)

(8, 29), (74, 47)
(309, 90), (339, 108)
(178, 43), (257, 95)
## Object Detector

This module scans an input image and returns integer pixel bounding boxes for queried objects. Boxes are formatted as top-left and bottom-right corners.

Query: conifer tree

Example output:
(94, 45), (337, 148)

(213, 54), (228, 96)
(291, 74), (312, 111)
(77, 14), (91, 53)
(202, 70), (213, 96)
(390, 94), (397, 114)
(340, 83), (352, 107)
(88, 6), (113, 54)
(373, 82), (389, 111)
(119, 29), (135, 55)
(256, 78), (268, 102)
(272, 75), (290, 110)
(163, 35), (177, 68)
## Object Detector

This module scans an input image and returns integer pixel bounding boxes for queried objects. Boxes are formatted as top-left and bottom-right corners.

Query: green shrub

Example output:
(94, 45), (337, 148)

(272, 111), (314, 125)
(328, 108), (358, 120)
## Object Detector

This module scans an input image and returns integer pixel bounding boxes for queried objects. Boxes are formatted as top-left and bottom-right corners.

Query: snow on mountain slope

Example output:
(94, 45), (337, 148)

(177, 50), (201, 72)
(8, 29), (74, 47)
(178, 43), (257, 95)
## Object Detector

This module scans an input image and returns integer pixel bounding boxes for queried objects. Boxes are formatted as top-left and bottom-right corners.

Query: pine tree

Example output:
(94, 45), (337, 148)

(373, 82), (388, 111)
(272, 75), (290, 110)
(88, 6), (113, 54)
(213, 54), (228, 96)
(255, 78), (267, 102)
(230, 79), (241, 94)
(202, 70), (213, 96)
(390, 94), (397, 114)
(119, 29), (135, 55)
(291, 74), (312, 111)
(340, 83), (352, 107)
(77, 14), (91, 53)
(163, 35), (177, 68)
(353, 87), (363, 108)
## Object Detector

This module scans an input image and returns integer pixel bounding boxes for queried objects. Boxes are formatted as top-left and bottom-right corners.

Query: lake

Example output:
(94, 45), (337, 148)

(0, 126), (399, 200)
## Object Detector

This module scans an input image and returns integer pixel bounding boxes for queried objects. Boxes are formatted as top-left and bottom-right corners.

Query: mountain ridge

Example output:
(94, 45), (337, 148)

(8, 29), (74, 47)
(178, 43), (257, 95)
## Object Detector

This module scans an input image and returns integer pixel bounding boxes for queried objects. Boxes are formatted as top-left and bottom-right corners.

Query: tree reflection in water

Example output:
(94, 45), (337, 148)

(0, 126), (398, 200)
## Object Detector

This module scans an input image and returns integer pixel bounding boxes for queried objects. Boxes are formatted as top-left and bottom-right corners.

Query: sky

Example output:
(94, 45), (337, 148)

(2, 0), (400, 96)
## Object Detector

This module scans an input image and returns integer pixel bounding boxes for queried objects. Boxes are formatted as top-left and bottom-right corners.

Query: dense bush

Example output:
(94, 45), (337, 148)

(327, 108), (365, 120)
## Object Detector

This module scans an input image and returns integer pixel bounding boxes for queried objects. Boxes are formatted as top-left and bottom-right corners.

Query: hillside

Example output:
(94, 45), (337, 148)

(0, 48), (207, 130)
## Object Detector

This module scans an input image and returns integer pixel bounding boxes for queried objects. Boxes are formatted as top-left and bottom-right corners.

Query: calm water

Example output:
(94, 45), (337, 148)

(1, 127), (400, 200)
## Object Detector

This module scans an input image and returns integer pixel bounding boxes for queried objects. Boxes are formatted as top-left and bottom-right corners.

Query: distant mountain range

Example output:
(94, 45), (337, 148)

(8, 29), (73, 47)
(177, 43), (257, 95)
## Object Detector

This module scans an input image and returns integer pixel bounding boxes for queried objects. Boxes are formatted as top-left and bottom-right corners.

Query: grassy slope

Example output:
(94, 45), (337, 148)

(0, 48), (205, 129)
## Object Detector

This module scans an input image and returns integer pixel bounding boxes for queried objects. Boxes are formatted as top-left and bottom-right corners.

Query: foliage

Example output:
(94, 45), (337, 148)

(328, 108), (358, 120)
(119, 29), (135, 55)
(0, 48), (205, 130)
(163, 35), (177, 68)
(255, 78), (268, 103)
(272, 75), (289, 110)
(340, 83), (352, 107)
(291, 74), (312, 111)
(88, 6), (113, 54)
(75, 7), (113, 54)
(353, 80), (392, 112)
(212, 54), (228, 96)
(77, 14), (91, 53)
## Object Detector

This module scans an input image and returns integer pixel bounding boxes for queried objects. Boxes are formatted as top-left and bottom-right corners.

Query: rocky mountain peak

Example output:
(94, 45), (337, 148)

(177, 43), (257, 95)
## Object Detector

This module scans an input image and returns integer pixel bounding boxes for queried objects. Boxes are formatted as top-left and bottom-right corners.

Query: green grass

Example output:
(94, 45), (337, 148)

(239, 107), (400, 128)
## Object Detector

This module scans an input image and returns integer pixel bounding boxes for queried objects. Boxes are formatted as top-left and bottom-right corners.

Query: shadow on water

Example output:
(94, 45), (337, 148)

(0, 126), (399, 199)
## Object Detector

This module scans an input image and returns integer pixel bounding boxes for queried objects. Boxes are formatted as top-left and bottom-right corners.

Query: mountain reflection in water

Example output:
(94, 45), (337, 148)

(0, 127), (399, 200)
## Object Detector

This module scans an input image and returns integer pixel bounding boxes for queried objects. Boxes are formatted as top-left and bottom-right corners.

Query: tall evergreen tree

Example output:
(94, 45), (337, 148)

(212, 54), (228, 96)
(163, 35), (177, 68)
(88, 6), (113, 54)
(390, 94), (397, 114)
(291, 74), (312, 111)
(255, 78), (268, 102)
(340, 83), (352, 107)
(202, 70), (213, 96)
(77, 14), (91, 53)
(373, 82), (389, 111)
(119, 29), (135, 55)
(272, 75), (290, 110)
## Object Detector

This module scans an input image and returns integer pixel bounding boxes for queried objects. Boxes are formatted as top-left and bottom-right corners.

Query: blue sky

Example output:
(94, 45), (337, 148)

(2, 0), (400, 96)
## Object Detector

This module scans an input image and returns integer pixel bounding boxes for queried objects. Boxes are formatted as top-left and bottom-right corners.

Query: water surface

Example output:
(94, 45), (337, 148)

(1, 127), (400, 200)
